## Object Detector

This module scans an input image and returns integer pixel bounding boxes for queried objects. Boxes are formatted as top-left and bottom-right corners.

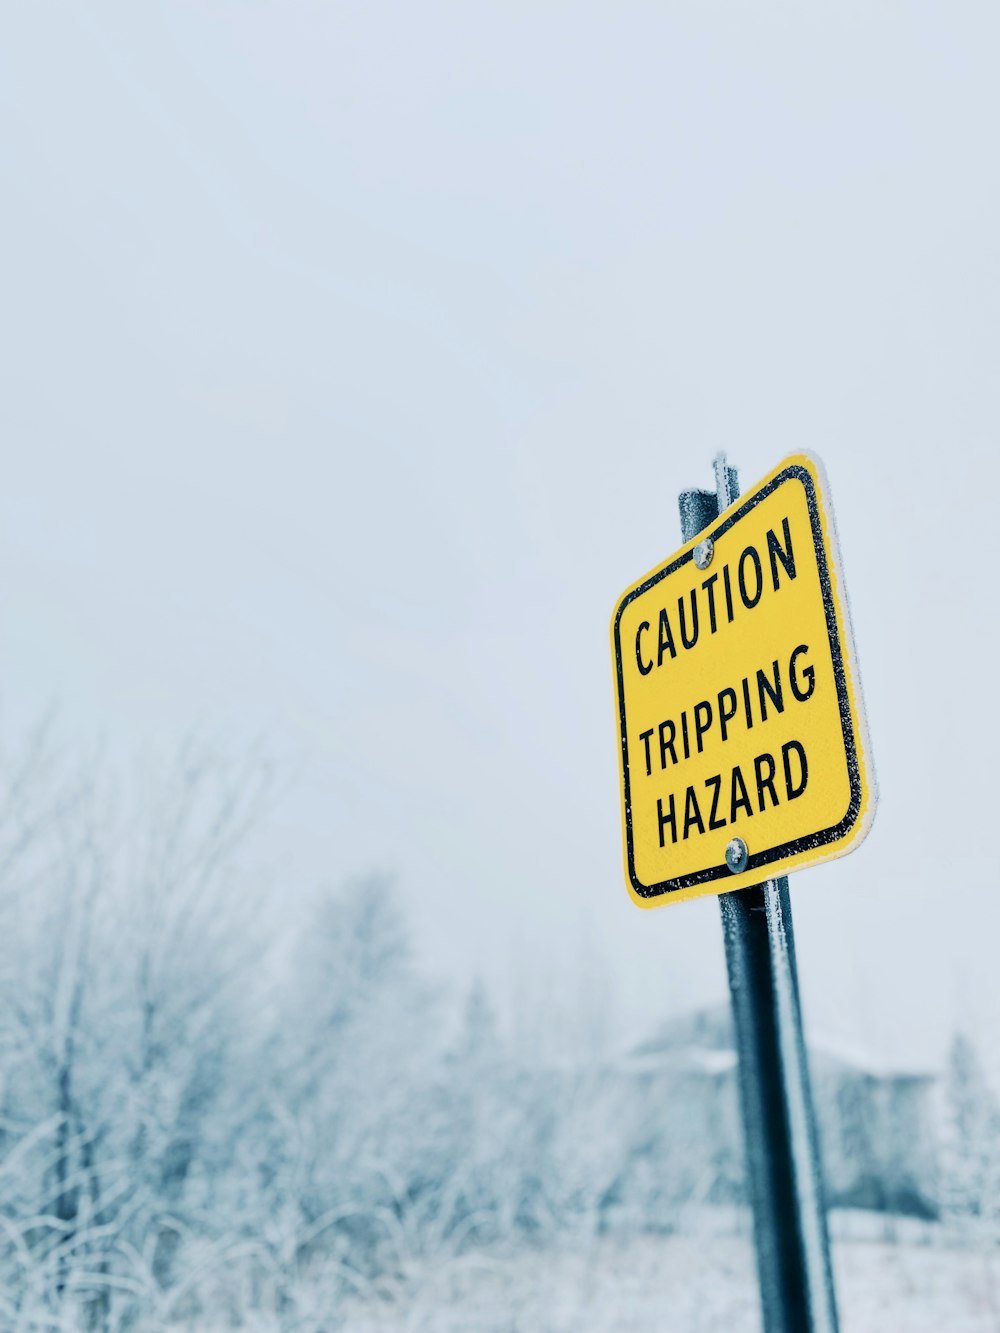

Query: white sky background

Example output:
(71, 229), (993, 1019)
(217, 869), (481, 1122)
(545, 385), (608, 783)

(3, 1), (998, 1071)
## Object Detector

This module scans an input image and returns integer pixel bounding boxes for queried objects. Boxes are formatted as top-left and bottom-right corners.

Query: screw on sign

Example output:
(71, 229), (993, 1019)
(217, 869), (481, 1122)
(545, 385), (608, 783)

(725, 835), (749, 875)
(609, 452), (877, 1333)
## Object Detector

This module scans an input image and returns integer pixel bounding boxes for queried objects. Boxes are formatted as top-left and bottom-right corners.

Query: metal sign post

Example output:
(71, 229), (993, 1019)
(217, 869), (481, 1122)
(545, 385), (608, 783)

(680, 456), (839, 1333)
(610, 447), (876, 1330)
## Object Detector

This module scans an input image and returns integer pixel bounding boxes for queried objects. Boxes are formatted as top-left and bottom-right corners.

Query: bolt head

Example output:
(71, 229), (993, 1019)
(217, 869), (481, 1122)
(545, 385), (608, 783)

(725, 837), (748, 874)
(694, 538), (714, 570)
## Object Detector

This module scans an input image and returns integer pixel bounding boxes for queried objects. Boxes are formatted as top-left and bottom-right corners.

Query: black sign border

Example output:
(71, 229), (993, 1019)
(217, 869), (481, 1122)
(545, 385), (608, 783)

(613, 462), (863, 899)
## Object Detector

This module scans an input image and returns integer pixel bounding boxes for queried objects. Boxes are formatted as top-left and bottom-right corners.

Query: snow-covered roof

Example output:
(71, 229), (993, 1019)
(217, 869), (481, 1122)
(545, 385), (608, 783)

(625, 1044), (738, 1076)
(626, 1006), (937, 1081)
(807, 1035), (936, 1081)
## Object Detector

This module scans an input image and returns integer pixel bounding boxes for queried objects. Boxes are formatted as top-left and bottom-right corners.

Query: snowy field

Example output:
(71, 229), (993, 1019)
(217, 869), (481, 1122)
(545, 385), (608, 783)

(317, 1227), (1000, 1333)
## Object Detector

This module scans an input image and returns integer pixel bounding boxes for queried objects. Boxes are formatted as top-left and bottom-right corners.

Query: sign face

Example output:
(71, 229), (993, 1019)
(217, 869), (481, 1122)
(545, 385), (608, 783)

(610, 453), (876, 908)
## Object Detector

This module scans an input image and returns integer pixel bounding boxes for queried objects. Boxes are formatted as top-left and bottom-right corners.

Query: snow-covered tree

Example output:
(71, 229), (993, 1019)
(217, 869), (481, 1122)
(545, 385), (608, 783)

(0, 732), (274, 1329)
(941, 1032), (1000, 1230)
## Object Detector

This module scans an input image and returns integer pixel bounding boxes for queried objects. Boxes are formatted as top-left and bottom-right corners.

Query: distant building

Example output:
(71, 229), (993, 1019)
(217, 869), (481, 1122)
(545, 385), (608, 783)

(608, 1006), (939, 1221)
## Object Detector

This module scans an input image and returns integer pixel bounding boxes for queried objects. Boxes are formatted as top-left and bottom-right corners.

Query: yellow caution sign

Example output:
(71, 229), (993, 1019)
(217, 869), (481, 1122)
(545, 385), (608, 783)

(611, 453), (876, 907)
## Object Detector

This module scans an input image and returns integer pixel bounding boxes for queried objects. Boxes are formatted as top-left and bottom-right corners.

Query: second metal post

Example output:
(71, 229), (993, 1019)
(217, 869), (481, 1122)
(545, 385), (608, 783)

(678, 455), (839, 1333)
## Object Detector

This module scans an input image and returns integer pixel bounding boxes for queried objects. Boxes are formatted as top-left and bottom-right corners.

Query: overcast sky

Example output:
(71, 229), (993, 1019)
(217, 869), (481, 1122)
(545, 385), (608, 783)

(3, 1), (998, 1070)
